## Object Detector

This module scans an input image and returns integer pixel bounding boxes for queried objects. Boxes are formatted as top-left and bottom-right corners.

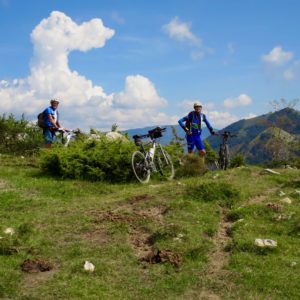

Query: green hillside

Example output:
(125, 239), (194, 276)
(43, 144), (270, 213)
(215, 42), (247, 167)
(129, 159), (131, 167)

(206, 107), (300, 163)
(1, 155), (300, 299)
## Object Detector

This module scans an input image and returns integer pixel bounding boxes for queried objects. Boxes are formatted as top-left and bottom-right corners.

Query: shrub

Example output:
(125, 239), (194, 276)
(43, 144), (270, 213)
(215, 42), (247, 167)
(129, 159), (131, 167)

(0, 114), (43, 155)
(176, 154), (207, 178)
(39, 137), (137, 182)
(230, 153), (246, 168)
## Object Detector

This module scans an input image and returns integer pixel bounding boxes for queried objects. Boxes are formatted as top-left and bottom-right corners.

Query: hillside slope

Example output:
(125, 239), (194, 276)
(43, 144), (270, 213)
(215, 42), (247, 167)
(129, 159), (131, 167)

(206, 107), (300, 163)
(0, 155), (300, 299)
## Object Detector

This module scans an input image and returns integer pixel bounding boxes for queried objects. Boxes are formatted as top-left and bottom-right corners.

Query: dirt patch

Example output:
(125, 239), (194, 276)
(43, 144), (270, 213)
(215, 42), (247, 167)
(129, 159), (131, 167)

(142, 248), (181, 267)
(127, 194), (154, 205)
(132, 205), (169, 221)
(81, 229), (110, 246)
(21, 259), (53, 273)
(92, 210), (140, 224)
(0, 179), (10, 190)
(266, 202), (283, 212)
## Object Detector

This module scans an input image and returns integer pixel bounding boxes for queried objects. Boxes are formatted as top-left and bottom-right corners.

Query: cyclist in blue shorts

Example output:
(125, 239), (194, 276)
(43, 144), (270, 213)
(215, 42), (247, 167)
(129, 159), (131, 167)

(178, 102), (215, 158)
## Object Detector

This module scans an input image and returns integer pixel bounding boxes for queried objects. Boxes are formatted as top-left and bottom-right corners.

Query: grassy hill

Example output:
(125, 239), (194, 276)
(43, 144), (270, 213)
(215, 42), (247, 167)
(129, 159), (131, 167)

(0, 155), (300, 299)
(206, 107), (300, 163)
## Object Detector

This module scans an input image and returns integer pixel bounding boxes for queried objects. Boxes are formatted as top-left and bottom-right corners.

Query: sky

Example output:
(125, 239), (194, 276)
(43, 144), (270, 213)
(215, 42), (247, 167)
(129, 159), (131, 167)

(0, 0), (299, 131)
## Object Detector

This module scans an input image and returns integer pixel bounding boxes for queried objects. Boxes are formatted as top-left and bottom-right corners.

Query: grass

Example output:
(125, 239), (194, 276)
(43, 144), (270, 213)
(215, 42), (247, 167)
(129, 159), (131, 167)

(0, 155), (299, 299)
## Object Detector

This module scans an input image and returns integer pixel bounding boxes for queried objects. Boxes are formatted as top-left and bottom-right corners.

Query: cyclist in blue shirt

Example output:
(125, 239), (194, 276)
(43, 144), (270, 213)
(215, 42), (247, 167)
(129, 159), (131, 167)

(178, 102), (215, 157)
(43, 99), (65, 148)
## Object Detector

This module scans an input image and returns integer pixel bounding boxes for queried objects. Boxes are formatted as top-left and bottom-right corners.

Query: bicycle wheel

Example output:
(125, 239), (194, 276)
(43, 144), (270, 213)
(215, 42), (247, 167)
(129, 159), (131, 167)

(219, 146), (226, 170)
(132, 151), (150, 183)
(155, 147), (175, 180)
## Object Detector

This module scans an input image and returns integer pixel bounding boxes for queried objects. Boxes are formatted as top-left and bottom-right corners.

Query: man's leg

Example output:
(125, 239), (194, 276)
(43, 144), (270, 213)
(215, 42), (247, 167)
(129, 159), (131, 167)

(43, 128), (54, 148)
(186, 134), (195, 154)
(195, 136), (206, 165)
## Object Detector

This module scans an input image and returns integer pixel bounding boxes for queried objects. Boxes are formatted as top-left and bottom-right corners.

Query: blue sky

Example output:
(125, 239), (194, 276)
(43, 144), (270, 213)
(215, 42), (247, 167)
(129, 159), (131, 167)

(0, 0), (299, 130)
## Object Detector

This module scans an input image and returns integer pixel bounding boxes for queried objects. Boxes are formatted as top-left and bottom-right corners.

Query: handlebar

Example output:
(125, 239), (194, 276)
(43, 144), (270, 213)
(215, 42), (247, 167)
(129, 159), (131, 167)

(133, 126), (166, 144)
(215, 131), (237, 138)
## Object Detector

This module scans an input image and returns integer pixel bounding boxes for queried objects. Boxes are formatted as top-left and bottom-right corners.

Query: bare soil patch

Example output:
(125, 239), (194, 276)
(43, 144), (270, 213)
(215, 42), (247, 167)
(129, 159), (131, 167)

(126, 194), (154, 205)
(21, 259), (53, 273)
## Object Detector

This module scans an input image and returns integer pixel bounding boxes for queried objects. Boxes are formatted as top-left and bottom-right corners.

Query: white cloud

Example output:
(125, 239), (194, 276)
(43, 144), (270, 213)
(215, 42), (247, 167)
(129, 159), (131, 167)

(244, 113), (257, 119)
(283, 69), (295, 81)
(111, 12), (125, 25)
(206, 111), (239, 129)
(0, 11), (175, 131)
(178, 99), (215, 110)
(262, 46), (293, 66)
(224, 94), (252, 108)
(112, 75), (167, 108)
(162, 17), (212, 60)
(162, 17), (200, 45)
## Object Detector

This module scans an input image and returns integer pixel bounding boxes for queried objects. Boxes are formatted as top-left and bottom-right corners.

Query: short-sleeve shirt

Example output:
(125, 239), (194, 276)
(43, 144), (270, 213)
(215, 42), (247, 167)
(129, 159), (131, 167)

(43, 106), (58, 128)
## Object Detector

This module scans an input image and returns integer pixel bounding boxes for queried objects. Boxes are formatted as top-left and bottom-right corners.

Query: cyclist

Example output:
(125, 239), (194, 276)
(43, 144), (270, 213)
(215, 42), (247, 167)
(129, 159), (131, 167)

(42, 99), (65, 148)
(178, 102), (215, 158)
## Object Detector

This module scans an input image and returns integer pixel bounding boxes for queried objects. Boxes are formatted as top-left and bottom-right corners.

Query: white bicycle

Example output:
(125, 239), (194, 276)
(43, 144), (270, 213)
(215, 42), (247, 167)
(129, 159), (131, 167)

(55, 128), (79, 147)
(132, 127), (175, 183)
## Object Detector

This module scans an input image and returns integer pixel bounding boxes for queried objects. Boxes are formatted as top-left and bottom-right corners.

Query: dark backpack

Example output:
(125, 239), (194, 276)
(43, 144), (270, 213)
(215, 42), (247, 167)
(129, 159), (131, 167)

(37, 111), (46, 128)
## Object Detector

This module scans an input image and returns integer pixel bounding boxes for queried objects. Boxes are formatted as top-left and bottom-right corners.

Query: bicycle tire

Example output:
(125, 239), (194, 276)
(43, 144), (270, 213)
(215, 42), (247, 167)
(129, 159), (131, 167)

(219, 145), (226, 170)
(132, 151), (150, 183)
(224, 144), (230, 170)
(154, 147), (175, 180)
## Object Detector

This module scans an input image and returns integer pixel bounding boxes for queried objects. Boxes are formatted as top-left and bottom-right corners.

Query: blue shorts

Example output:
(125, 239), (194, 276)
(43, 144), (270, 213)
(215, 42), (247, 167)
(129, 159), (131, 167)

(43, 128), (55, 145)
(186, 134), (205, 151)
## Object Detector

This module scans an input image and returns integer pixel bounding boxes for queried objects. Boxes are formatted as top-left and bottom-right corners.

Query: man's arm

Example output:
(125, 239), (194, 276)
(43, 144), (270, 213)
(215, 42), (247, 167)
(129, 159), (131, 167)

(178, 116), (189, 132)
(203, 114), (215, 134)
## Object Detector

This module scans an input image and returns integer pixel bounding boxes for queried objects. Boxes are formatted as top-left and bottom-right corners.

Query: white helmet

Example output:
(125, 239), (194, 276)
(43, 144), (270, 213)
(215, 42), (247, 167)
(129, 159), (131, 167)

(193, 102), (202, 108)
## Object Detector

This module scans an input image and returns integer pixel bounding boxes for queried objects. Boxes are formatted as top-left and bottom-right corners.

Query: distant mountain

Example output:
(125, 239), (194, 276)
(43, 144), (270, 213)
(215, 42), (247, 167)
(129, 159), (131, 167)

(124, 125), (212, 145)
(205, 107), (300, 163)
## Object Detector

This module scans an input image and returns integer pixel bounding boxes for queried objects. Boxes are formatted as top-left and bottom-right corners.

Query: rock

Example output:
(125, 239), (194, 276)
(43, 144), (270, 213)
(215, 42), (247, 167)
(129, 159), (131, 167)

(105, 131), (127, 141)
(213, 174), (219, 179)
(294, 190), (300, 196)
(280, 197), (292, 204)
(4, 228), (15, 235)
(84, 261), (95, 272)
(290, 261), (297, 267)
(261, 169), (280, 175)
(254, 238), (277, 248)
(88, 134), (101, 141)
(278, 190), (285, 197)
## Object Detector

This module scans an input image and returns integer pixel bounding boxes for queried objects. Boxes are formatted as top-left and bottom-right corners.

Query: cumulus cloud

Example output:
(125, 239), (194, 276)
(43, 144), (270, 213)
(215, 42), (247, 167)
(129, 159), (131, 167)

(112, 75), (167, 108)
(0, 11), (174, 130)
(178, 99), (215, 110)
(262, 46), (293, 66)
(206, 111), (239, 129)
(163, 17), (200, 45)
(162, 17), (211, 60)
(223, 94), (252, 108)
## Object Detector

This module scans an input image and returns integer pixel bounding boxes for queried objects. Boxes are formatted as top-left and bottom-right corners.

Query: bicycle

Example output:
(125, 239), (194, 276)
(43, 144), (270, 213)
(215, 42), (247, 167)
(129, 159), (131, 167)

(132, 127), (175, 183)
(54, 128), (80, 147)
(217, 131), (237, 170)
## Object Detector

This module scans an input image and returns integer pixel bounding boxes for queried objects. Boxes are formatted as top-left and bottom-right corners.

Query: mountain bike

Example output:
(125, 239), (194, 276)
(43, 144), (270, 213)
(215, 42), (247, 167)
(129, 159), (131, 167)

(218, 131), (237, 170)
(54, 128), (79, 147)
(132, 127), (175, 183)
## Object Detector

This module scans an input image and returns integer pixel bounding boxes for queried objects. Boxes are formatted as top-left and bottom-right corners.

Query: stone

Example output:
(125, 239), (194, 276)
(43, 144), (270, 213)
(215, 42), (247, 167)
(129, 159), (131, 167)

(278, 190), (285, 197)
(280, 197), (292, 204)
(84, 261), (95, 272)
(255, 238), (277, 248)
(262, 168), (280, 175)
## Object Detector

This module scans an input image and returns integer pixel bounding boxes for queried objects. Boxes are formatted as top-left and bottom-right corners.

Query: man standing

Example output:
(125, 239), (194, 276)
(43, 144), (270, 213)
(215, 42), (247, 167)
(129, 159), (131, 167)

(43, 99), (64, 148)
(178, 102), (215, 158)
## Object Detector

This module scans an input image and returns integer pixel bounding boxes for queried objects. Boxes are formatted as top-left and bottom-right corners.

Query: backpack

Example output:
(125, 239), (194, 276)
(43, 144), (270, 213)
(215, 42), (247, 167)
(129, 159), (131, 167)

(37, 111), (46, 128)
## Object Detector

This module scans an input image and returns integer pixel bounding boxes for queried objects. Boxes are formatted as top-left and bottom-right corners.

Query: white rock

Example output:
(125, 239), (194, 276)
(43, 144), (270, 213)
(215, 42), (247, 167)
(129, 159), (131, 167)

(278, 190), (286, 197)
(263, 169), (280, 175)
(255, 238), (277, 248)
(105, 131), (127, 141)
(213, 174), (219, 179)
(280, 197), (292, 204)
(4, 228), (15, 235)
(84, 261), (95, 272)
(290, 261), (297, 267)
(294, 190), (300, 195)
